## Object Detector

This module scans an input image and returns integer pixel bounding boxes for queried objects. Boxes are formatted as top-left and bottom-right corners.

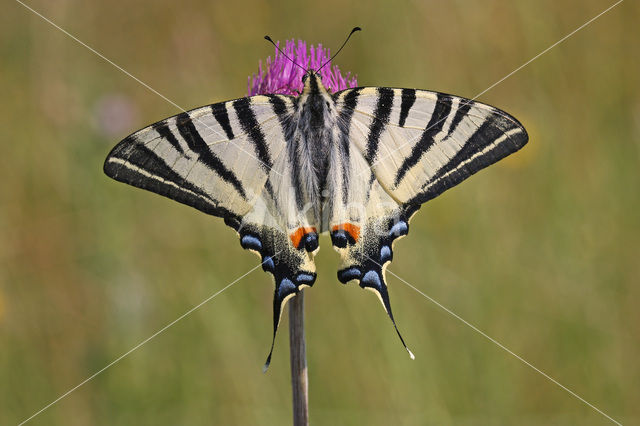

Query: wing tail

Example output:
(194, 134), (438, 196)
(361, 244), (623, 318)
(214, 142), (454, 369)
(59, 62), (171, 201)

(334, 204), (420, 360)
(360, 267), (415, 360)
(236, 224), (317, 372)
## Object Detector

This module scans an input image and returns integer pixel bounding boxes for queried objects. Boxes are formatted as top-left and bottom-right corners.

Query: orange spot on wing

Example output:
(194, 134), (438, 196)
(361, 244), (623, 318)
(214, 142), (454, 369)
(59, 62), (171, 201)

(331, 223), (361, 242)
(289, 227), (317, 248)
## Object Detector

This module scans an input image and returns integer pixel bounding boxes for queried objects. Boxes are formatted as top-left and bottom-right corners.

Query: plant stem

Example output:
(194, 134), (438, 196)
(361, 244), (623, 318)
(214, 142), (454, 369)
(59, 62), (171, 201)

(289, 290), (309, 426)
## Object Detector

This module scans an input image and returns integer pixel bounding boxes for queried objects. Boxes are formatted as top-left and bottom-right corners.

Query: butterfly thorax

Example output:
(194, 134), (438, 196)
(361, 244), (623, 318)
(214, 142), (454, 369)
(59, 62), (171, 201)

(289, 72), (338, 222)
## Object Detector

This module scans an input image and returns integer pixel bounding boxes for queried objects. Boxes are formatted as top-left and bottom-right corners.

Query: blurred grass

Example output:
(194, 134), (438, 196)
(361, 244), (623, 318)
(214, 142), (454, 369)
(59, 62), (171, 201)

(1, 0), (639, 424)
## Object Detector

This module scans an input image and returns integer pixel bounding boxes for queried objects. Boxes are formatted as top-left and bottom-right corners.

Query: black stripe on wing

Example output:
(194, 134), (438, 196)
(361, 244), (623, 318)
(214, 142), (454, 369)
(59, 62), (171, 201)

(152, 121), (184, 155)
(446, 99), (473, 138)
(175, 112), (247, 199)
(267, 95), (297, 209)
(364, 87), (394, 164)
(393, 93), (453, 187)
(233, 97), (273, 171)
(409, 111), (528, 205)
(398, 88), (416, 127)
(104, 136), (236, 219)
(336, 88), (360, 204)
(286, 136), (305, 211)
(211, 102), (235, 140)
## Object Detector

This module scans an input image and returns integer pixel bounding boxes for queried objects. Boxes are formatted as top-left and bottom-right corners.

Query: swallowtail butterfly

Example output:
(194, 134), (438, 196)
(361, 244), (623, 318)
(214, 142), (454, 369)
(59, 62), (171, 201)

(104, 37), (528, 369)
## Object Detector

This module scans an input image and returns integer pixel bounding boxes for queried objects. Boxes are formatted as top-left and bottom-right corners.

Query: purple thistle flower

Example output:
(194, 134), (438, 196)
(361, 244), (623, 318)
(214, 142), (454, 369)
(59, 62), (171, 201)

(248, 39), (358, 96)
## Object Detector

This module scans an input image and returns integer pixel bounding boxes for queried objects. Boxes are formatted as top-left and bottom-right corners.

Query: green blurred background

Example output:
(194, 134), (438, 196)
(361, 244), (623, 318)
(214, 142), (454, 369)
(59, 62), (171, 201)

(1, 0), (638, 424)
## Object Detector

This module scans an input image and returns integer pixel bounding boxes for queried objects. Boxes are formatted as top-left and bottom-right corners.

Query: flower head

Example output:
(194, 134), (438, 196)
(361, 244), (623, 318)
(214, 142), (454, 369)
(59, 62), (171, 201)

(248, 39), (358, 96)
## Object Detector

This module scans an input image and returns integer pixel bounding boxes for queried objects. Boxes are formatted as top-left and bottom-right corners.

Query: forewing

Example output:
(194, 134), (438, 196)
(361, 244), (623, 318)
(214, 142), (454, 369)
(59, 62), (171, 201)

(104, 95), (292, 218)
(334, 87), (528, 204)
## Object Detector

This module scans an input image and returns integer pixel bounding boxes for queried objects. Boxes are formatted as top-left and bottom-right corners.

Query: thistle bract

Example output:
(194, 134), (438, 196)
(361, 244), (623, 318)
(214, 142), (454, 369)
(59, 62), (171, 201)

(248, 39), (358, 96)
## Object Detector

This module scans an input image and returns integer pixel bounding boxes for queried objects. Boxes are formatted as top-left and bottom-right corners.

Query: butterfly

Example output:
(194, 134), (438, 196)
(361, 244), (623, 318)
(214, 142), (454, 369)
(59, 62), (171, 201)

(104, 58), (528, 369)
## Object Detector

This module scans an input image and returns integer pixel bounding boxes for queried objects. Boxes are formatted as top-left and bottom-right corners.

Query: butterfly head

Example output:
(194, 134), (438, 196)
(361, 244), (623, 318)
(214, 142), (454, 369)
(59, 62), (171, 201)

(301, 70), (326, 95)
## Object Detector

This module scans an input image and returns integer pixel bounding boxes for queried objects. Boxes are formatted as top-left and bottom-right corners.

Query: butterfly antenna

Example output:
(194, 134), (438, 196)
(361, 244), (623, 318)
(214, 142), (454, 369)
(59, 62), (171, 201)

(264, 35), (307, 73)
(317, 26), (362, 72)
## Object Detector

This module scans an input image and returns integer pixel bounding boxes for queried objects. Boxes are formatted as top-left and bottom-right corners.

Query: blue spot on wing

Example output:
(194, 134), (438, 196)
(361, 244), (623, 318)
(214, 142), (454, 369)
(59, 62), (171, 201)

(262, 256), (275, 272)
(380, 245), (392, 263)
(295, 273), (316, 285)
(241, 234), (262, 251)
(278, 278), (297, 299)
(389, 221), (408, 237)
(338, 267), (362, 283)
(361, 270), (383, 291)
